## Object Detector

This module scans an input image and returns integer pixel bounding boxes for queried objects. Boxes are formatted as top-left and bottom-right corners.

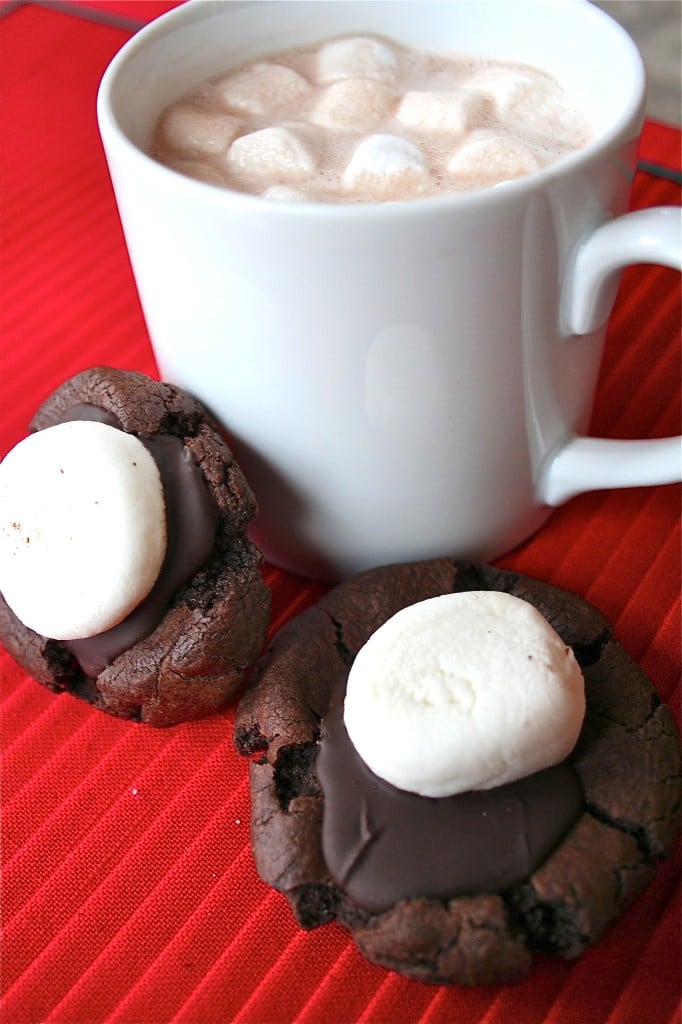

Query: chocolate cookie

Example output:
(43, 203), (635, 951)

(235, 559), (681, 986)
(0, 367), (271, 726)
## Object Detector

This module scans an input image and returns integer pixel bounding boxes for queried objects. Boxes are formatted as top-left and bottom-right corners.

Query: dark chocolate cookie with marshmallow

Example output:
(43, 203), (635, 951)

(0, 367), (270, 726)
(234, 559), (681, 986)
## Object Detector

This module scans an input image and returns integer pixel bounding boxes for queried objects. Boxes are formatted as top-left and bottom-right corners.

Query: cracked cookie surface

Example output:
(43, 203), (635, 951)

(0, 367), (271, 726)
(235, 559), (681, 985)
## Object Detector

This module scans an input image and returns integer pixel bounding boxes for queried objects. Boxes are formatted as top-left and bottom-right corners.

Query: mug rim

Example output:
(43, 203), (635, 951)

(97, 0), (647, 221)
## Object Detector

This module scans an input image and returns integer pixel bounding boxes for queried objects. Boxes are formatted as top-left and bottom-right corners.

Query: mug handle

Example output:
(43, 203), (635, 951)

(539, 206), (682, 506)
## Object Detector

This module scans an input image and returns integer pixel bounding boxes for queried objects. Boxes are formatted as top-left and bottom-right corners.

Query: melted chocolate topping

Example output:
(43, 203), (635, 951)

(54, 403), (216, 677)
(316, 680), (583, 912)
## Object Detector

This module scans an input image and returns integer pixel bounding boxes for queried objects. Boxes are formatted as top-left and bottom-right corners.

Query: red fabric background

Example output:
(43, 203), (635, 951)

(1, 4), (680, 1022)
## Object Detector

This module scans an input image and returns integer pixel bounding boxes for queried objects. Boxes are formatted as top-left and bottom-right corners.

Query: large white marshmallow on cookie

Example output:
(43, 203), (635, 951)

(344, 590), (585, 797)
(0, 421), (167, 640)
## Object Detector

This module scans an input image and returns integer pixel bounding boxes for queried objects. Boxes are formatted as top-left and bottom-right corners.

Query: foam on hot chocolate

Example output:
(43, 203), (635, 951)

(152, 33), (591, 202)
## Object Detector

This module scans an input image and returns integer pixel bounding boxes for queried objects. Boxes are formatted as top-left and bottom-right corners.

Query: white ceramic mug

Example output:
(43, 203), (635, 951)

(98, 0), (681, 580)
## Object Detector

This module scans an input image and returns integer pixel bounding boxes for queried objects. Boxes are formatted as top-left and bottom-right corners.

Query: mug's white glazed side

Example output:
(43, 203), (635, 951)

(98, 0), (681, 579)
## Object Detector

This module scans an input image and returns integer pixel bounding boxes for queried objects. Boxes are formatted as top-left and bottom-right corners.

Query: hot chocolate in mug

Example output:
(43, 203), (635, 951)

(98, 0), (681, 580)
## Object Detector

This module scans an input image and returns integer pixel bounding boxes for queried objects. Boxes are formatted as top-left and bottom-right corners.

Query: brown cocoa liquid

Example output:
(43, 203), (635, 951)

(151, 34), (591, 202)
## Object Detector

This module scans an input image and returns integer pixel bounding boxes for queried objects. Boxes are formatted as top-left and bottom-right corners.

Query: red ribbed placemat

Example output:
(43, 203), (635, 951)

(1, 4), (680, 1023)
